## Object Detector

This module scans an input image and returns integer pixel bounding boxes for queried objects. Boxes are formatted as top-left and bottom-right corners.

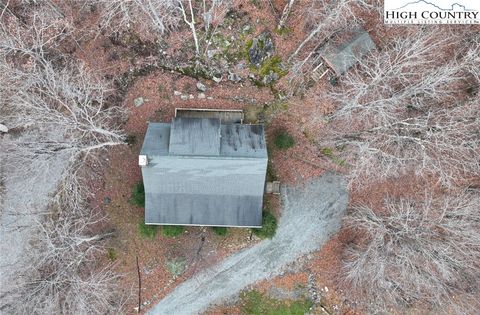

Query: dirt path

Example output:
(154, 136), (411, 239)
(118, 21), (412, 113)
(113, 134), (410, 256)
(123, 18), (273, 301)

(147, 172), (348, 315)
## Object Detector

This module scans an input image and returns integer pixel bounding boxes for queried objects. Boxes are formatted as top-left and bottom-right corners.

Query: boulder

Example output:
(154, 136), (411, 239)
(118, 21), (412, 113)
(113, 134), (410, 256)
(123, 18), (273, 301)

(134, 97), (144, 107)
(228, 72), (241, 83)
(174, 90), (182, 96)
(262, 71), (279, 85)
(248, 32), (274, 68)
(0, 123), (8, 133)
(196, 82), (207, 92)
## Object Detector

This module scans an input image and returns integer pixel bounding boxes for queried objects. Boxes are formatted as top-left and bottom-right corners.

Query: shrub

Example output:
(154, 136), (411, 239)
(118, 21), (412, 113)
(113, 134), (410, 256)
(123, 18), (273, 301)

(252, 211), (277, 239)
(274, 131), (295, 150)
(212, 227), (228, 236)
(165, 257), (187, 279)
(320, 147), (334, 157)
(130, 181), (145, 207)
(241, 290), (312, 315)
(106, 248), (117, 261)
(138, 220), (158, 239)
(124, 134), (136, 145)
(162, 225), (185, 237)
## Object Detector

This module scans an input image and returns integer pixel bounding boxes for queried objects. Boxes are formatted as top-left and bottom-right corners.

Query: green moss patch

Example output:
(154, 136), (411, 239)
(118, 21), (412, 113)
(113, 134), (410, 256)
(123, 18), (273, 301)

(130, 181), (145, 207)
(138, 220), (158, 239)
(212, 227), (228, 236)
(274, 131), (295, 150)
(252, 211), (277, 239)
(162, 225), (185, 237)
(240, 290), (312, 315)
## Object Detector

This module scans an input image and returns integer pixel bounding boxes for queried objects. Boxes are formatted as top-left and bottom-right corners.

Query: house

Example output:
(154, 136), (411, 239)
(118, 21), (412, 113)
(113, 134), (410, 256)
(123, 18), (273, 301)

(319, 29), (376, 76)
(139, 110), (268, 227)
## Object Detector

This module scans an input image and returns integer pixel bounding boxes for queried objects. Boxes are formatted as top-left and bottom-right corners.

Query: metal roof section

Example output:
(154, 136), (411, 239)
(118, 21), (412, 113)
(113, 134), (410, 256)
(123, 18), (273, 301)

(140, 122), (170, 156)
(169, 117), (221, 156)
(220, 124), (267, 158)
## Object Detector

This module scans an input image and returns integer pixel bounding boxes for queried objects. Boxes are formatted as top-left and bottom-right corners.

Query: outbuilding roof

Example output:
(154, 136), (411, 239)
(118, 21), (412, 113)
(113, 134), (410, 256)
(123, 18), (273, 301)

(320, 29), (376, 75)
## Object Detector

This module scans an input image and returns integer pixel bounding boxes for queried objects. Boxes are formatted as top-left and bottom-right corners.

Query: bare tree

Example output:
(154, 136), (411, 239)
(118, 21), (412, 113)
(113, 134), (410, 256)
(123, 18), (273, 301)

(329, 99), (480, 187)
(342, 193), (480, 314)
(98, 0), (232, 61)
(286, 0), (363, 93)
(318, 29), (479, 187)
(277, 0), (295, 31)
(175, 0), (232, 60)
(329, 29), (463, 125)
(98, 0), (178, 35)
(2, 200), (123, 314)
(0, 4), (127, 313)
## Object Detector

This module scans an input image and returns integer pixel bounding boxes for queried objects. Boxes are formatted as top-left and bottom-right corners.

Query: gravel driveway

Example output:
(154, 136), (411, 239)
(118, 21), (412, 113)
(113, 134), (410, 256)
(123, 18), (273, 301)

(147, 172), (348, 315)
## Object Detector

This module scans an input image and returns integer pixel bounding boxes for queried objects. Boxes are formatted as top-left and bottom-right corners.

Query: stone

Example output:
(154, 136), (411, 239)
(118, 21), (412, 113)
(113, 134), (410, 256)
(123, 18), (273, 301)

(236, 61), (247, 70)
(212, 76), (222, 83)
(262, 71), (279, 85)
(228, 72), (241, 83)
(242, 25), (251, 32)
(189, 94), (194, 99)
(0, 123), (8, 133)
(134, 97), (144, 107)
(207, 49), (217, 59)
(207, 97), (213, 100)
(197, 93), (206, 99)
(180, 95), (188, 100)
(174, 90), (182, 96)
(196, 82), (206, 92)
(248, 32), (275, 67)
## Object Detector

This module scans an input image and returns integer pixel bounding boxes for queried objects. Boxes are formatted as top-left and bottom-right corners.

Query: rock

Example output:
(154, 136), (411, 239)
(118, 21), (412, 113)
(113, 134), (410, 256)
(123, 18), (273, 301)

(212, 76), (222, 83)
(262, 71), (279, 85)
(242, 25), (251, 33)
(248, 40), (262, 66)
(189, 94), (194, 99)
(180, 95), (188, 100)
(207, 49), (217, 59)
(249, 32), (275, 67)
(228, 72), (241, 83)
(196, 82), (206, 92)
(174, 90), (182, 96)
(0, 123), (8, 133)
(198, 93), (206, 99)
(236, 61), (247, 70)
(134, 97), (144, 107)
(207, 96), (213, 100)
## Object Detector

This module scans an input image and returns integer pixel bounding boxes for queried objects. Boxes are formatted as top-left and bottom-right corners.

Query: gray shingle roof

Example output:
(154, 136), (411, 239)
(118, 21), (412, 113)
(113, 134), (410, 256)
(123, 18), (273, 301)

(145, 193), (263, 226)
(140, 118), (267, 227)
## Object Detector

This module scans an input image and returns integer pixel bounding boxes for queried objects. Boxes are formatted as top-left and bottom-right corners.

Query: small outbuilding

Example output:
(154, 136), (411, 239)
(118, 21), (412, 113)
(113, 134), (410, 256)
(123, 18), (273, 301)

(139, 111), (267, 227)
(319, 29), (376, 76)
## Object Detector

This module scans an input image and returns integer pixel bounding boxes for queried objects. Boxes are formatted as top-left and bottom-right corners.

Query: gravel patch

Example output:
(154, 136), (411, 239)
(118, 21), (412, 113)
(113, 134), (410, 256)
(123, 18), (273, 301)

(147, 172), (348, 315)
